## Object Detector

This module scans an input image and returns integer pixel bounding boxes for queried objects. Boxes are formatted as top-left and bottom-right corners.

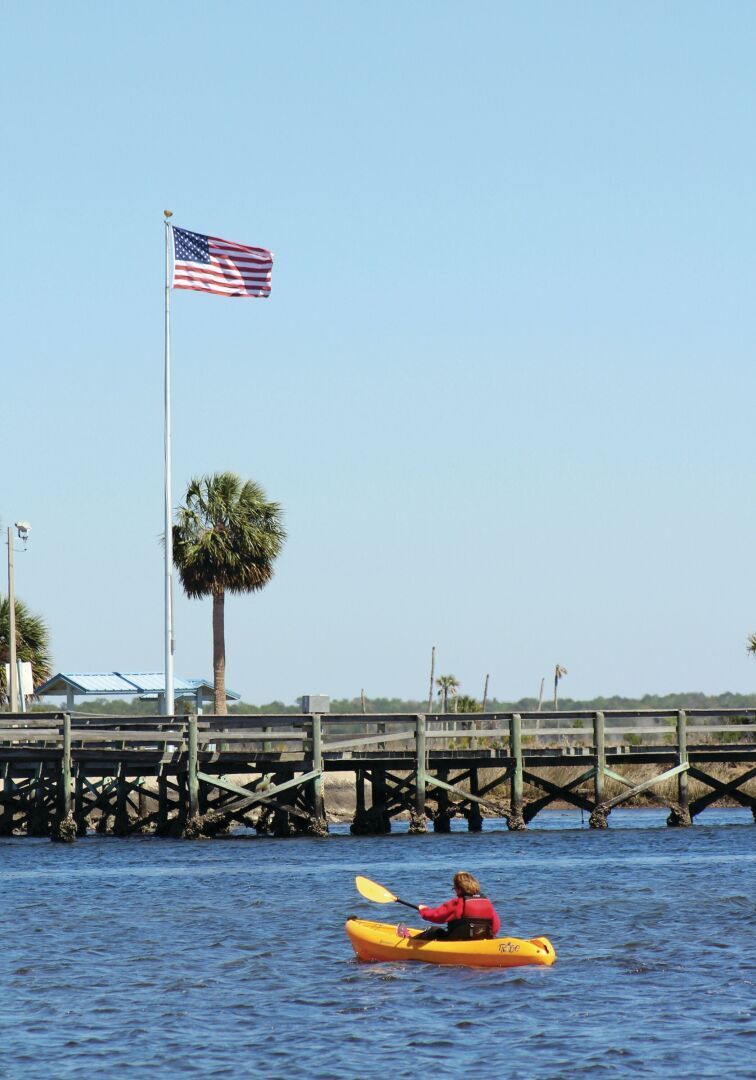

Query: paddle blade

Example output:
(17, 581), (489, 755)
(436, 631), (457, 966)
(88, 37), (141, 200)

(355, 875), (398, 904)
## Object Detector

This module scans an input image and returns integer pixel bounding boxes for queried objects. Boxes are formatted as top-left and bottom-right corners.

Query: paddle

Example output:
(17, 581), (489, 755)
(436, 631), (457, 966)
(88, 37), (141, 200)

(355, 874), (421, 912)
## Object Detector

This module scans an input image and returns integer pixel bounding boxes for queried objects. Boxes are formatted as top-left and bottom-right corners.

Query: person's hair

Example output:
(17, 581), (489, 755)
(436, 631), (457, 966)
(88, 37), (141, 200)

(453, 871), (481, 896)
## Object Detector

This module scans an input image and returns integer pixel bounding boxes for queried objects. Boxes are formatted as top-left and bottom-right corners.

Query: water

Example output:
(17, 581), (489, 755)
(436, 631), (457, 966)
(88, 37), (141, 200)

(0, 810), (753, 1079)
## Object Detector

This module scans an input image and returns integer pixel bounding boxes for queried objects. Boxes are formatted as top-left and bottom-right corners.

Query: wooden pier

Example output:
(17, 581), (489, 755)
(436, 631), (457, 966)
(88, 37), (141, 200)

(0, 709), (754, 840)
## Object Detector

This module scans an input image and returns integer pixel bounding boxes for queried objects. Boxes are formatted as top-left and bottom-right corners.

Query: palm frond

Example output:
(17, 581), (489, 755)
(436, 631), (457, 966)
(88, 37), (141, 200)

(0, 596), (53, 702)
(172, 471), (286, 599)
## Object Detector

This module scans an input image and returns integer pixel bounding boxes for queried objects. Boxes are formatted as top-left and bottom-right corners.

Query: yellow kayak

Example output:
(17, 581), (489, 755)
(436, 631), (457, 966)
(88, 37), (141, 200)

(346, 918), (556, 969)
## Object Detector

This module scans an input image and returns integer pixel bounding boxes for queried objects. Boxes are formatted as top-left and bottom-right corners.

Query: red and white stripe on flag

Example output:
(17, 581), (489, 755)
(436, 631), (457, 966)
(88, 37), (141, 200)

(172, 227), (273, 298)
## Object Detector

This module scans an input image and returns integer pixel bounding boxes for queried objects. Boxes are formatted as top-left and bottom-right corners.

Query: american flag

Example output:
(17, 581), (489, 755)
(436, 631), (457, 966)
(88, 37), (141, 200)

(171, 227), (273, 298)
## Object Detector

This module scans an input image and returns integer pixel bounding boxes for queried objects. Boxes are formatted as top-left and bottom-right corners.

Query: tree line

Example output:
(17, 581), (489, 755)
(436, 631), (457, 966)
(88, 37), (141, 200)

(31, 689), (756, 718)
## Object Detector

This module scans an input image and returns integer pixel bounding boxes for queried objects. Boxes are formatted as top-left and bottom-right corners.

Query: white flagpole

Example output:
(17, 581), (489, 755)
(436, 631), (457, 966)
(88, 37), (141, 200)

(164, 211), (175, 716)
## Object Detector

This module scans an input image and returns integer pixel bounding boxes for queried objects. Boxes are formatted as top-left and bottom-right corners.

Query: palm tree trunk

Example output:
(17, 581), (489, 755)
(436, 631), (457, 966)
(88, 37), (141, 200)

(212, 587), (227, 715)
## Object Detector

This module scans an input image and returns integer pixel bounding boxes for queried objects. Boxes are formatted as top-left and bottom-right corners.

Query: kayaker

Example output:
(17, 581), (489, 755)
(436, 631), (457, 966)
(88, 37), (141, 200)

(416, 872), (501, 941)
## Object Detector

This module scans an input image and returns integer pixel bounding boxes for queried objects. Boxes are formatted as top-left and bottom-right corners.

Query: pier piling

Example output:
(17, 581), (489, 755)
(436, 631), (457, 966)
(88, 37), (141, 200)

(508, 714), (526, 830)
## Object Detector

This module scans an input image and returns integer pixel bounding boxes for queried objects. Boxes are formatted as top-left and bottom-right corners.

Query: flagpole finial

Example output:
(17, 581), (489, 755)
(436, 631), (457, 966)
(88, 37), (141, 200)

(164, 210), (173, 219)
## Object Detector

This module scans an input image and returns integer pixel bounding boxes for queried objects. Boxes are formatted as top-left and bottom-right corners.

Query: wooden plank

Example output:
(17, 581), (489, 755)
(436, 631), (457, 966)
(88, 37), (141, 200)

(0, 717), (65, 728)
(71, 718), (209, 728)
(323, 729), (414, 752)
(601, 763), (690, 810)
(2, 722), (749, 748)
(476, 769), (513, 799)
(521, 769), (594, 813)
(425, 774), (501, 812)
(524, 766), (596, 820)
(687, 766), (756, 815)
(197, 731), (305, 744)
(71, 730), (186, 743)
(198, 715), (306, 729)
(603, 766), (648, 790)
(196, 771), (276, 799)
(0, 729), (62, 740)
(685, 724), (756, 734)
(211, 791), (311, 824)
(322, 714), (421, 725)
(220, 769), (321, 815)
(56, 708), (756, 731)
(425, 728), (512, 740)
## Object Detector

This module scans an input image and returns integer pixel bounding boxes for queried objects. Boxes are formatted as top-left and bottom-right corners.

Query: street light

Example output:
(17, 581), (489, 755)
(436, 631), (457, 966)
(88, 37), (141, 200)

(6, 521), (31, 713)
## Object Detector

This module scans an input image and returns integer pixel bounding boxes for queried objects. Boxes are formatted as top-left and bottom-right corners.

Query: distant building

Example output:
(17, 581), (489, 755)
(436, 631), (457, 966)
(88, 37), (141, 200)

(35, 671), (240, 714)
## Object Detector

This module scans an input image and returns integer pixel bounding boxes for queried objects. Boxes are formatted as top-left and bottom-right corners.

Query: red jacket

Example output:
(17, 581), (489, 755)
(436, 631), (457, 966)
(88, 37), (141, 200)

(420, 894), (501, 936)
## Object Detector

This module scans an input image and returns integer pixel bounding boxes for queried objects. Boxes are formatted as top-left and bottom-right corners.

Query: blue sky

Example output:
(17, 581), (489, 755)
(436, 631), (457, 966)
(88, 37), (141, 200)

(3, 2), (756, 703)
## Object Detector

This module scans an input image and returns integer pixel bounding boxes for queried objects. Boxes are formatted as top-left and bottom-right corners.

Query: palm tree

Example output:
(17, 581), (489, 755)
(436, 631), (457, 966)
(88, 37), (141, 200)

(455, 694), (481, 713)
(0, 597), (52, 706)
(436, 674), (459, 714)
(172, 472), (286, 714)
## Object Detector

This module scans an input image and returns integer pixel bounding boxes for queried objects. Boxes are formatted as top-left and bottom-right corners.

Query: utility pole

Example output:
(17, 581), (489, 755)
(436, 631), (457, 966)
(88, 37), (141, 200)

(7, 527), (17, 712)
(427, 646), (435, 713)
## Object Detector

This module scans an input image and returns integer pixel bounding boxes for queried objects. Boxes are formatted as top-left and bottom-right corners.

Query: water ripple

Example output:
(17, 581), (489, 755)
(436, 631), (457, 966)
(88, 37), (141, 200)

(0, 808), (753, 1078)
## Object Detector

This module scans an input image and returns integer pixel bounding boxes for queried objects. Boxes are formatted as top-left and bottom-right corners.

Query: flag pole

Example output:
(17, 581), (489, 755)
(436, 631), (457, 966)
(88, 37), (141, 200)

(164, 210), (175, 716)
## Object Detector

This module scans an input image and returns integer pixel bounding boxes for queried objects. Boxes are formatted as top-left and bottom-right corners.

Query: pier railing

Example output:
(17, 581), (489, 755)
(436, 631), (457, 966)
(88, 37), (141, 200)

(0, 709), (753, 839)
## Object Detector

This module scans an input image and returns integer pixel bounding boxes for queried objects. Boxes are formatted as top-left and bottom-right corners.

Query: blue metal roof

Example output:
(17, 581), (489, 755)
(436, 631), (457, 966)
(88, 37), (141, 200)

(35, 672), (239, 699)
(120, 672), (197, 693)
(38, 673), (138, 695)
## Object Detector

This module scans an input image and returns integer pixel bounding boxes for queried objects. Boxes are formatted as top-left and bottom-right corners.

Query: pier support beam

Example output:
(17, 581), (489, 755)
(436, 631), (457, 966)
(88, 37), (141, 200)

(370, 770), (391, 834)
(74, 771), (88, 836)
(409, 714), (427, 833)
(187, 716), (200, 820)
(29, 763), (49, 836)
(307, 715), (328, 836)
(272, 775), (294, 836)
(433, 768), (452, 832)
(507, 714), (526, 830)
(113, 766), (130, 836)
(668, 711), (691, 827)
(52, 713), (76, 843)
(355, 769), (365, 819)
(156, 769), (170, 834)
(466, 769), (483, 832)
(1, 765), (15, 836)
(590, 712), (609, 828)
(351, 768), (391, 834)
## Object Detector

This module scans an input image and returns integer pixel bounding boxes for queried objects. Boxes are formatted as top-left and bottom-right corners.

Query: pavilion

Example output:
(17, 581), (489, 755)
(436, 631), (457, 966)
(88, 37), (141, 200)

(35, 672), (240, 714)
